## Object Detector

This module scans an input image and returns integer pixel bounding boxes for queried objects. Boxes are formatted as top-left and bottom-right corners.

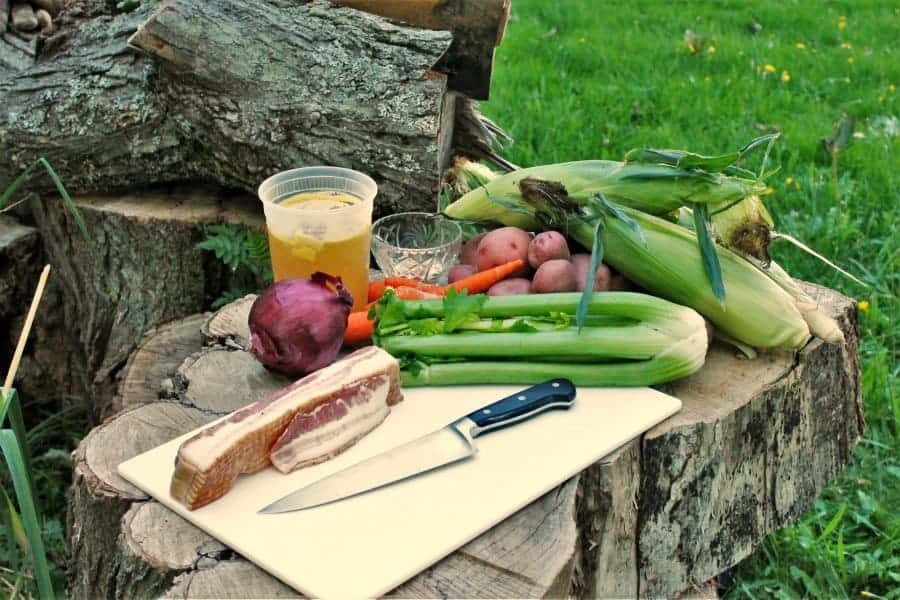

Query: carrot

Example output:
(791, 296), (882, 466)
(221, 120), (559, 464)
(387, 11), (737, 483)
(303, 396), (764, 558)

(443, 258), (525, 294)
(367, 279), (387, 303)
(367, 277), (443, 302)
(344, 311), (376, 345)
(346, 286), (442, 345)
(351, 262), (520, 345)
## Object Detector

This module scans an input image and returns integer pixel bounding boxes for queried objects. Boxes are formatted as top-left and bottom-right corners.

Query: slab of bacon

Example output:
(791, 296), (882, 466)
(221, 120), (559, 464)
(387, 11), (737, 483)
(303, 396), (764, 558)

(170, 346), (402, 510)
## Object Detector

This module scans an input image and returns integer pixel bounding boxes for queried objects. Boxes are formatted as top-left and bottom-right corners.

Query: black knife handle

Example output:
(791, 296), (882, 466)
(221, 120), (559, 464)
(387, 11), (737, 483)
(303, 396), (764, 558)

(465, 379), (576, 436)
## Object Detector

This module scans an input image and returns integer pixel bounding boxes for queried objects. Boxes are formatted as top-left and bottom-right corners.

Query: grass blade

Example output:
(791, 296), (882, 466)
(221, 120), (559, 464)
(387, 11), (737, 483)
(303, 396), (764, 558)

(0, 429), (55, 599)
(691, 203), (726, 305)
(5, 391), (36, 504)
(0, 485), (22, 571)
(0, 486), (28, 556)
(0, 161), (41, 209)
(817, 503), (847, 541)
(575, 220), (604, 332)
(37, 158), (90, 242)
(1, 158), (89, 242)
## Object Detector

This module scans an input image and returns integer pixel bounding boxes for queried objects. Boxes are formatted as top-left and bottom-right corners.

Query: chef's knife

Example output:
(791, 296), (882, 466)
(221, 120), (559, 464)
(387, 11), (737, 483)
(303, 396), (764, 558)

(259, 378), (576, 514)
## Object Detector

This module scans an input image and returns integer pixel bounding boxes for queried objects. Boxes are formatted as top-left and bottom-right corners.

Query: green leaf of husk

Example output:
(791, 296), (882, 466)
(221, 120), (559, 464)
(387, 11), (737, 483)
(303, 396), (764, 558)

(576, 220), (605, 332)
(771, 232), (868, 287)
(597, 195), (646, 245)
(623, 134), (780, 173)
(692, 203), (726, 305)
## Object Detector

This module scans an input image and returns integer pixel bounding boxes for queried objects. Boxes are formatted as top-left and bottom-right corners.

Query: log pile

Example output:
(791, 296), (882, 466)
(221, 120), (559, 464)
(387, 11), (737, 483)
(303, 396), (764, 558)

(1, 0), (512, 415)
(69, 283), (863, 598)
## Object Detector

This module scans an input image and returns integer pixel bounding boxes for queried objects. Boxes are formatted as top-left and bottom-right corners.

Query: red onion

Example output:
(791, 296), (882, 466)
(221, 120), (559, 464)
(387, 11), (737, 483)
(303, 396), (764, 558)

(248, 273), (353, 377)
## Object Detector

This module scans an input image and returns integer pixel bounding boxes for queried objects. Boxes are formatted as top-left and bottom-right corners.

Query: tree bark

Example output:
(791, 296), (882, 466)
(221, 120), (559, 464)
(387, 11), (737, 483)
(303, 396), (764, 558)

(0, 215), (74, 403)
(1, 0), (466, 216)
(69, 283), (862, 598)
(331, 0), (511, 99)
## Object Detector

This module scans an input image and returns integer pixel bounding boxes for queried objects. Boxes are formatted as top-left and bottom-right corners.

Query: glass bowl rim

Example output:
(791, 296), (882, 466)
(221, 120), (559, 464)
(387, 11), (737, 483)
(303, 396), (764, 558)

(371, 212), (463, 254)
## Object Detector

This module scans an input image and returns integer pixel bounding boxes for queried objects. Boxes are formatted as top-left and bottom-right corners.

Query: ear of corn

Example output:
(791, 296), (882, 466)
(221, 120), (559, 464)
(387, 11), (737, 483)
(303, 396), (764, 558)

(443, 159), (768, 228)
(589, 207), (811, 349)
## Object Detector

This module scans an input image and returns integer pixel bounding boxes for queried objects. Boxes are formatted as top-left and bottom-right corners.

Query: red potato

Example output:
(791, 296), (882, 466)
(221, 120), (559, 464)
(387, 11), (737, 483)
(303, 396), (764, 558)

(608, 266), (635, 291)
(527, 231), (570, 268)
(460, 232), (488, 266)
(475, 227), (531, 273)
(531, 259), (578, 293)
(487, 278), (532, 296)
(571, 254), (612, 292)
(447, 264), (477, 284)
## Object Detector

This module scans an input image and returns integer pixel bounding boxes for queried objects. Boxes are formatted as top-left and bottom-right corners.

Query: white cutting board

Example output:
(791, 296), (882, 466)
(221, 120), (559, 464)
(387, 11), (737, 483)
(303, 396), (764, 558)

(119, 385), (680, 599)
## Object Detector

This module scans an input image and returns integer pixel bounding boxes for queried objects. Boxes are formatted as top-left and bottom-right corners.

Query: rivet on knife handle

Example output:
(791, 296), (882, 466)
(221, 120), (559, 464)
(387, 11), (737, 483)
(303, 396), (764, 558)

(465, 379), (576, 436)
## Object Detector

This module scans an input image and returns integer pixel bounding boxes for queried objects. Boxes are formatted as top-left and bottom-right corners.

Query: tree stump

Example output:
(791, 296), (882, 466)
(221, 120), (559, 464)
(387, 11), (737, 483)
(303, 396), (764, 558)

(0, 215), (73, 404)
(69, 283), (862, 598)
(29, 185), (265, 419)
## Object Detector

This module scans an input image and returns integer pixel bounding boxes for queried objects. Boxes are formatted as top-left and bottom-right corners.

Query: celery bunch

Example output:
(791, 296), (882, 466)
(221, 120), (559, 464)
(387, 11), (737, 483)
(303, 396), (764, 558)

(372, 290), (709, 387)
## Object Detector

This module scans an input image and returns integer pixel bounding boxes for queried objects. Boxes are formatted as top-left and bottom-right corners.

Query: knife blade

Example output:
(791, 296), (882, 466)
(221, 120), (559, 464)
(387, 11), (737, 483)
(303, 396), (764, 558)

(258, 378), (576, 514)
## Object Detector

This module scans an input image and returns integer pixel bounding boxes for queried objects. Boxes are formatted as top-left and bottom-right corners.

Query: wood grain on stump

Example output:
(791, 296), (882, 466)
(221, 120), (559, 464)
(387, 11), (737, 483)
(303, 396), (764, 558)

(69, 283), (862, 599)
(114, 313), (210, 414)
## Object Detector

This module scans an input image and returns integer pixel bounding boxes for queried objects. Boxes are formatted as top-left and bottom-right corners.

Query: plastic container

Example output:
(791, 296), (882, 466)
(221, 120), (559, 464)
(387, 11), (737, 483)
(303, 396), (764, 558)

(258, 167), (377, 311)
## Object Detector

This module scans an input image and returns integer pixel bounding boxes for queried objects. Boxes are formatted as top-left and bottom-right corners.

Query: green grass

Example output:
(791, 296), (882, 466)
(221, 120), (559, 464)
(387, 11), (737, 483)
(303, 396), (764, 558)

(484, 0), (898, 596)
(0, 395), (85, 598)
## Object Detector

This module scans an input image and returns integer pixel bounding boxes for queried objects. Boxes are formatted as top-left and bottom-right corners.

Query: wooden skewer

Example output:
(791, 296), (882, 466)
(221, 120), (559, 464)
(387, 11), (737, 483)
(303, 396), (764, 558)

(2, 264), (51, 402)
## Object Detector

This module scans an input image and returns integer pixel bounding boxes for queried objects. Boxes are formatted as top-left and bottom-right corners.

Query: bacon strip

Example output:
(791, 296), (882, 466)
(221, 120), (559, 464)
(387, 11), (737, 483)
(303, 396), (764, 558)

(170, 347), (402, 510)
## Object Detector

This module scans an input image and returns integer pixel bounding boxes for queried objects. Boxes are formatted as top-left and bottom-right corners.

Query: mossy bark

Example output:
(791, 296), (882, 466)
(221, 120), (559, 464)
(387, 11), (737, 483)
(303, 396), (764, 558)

(1, 0), (458, 217)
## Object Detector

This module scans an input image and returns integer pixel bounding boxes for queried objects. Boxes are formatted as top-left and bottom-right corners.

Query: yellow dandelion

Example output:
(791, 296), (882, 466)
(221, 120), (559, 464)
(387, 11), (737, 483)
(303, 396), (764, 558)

(764, 64), (776, 73)
(890, 84), (896, 92)
(781, 70), (791, 82)
(785, 177), (793, 185)
(841, 42), (853, 49)
(858, 300), (870, 313)
(707, 45), (716, 54)
(579, 37), (587, 44)
(838, 15), (847, 30)
(848, 57), (855, 64)
(795, 42), (807, 49)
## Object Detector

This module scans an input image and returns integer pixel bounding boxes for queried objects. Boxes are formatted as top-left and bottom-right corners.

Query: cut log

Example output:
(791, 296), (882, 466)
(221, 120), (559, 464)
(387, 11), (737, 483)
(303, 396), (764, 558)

(170, 347), (290, 414)
(636, 283), (864, 597)
(68, 283), (862, 598)
(30, 185), (264, 420)
(331, 0), (511, 99)
(69, 402), (216, 599)
(114, 314), (210, 414)
(201, 295), (254, 349)
(0, 0), (492, 216)
(0, 216), (40, 325)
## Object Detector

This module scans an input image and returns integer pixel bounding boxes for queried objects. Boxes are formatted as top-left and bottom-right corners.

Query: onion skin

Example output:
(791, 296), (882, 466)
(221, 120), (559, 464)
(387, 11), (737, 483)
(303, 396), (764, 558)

(248, 273), (353, 377)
